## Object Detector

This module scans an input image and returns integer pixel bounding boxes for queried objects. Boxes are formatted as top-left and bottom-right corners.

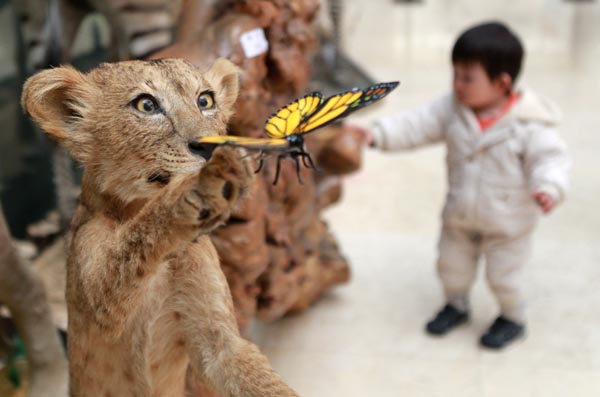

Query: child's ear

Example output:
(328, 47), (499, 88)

(496, 72), (514, 94)
(21, 66), (94, 162)
(204, 58), (241, 120)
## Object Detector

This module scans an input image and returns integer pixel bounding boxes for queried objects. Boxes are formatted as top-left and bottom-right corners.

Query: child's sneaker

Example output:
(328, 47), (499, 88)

(425, 304), (469, 335)
(480, 316), (525, 349)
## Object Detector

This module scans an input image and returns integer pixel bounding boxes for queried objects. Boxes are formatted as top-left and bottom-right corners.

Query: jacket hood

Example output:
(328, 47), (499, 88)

(510, 88), (562, 126)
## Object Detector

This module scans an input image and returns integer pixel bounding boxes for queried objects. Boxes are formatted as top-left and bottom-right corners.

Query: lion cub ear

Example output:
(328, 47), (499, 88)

(204, 58), (241, 120)
(21, 66), (94, 162)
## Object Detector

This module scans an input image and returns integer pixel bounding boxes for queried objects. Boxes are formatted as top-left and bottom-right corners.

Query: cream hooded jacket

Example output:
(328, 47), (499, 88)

(371, 90), (571, 236)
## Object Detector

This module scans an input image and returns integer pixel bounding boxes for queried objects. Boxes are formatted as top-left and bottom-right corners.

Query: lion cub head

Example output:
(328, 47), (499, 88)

(22, 58), (240, 202)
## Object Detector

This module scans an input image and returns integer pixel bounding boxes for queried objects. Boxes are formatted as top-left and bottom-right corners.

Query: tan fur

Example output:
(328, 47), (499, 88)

(22, 58), (300, 397)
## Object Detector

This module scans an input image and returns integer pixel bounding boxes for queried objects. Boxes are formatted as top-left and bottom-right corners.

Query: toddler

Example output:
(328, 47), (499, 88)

(363, 22), (570, 349)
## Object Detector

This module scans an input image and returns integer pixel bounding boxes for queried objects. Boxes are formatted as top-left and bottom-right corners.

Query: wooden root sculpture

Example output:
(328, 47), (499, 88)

(152, 0), (358, 333)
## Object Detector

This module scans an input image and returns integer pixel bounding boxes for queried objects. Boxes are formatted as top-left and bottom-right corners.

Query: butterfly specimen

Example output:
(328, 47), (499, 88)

(197, 81), (399, 184)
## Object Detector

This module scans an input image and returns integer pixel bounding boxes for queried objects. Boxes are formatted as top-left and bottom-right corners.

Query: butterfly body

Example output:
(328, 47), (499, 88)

(198, 81), (399, 184)
(254, 133), (316, 185)
(285, 134), (303, 147)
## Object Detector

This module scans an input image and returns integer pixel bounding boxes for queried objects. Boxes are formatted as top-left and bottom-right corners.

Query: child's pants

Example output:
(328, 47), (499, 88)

(436, 224), (533, 324)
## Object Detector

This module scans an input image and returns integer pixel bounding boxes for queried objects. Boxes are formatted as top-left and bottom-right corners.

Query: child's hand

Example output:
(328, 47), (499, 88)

(344, 124), (375, 147)
(533, 191), (555, 214)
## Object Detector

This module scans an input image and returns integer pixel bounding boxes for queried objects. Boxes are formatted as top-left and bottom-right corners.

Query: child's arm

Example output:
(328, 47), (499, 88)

(367, 94), (453, 151)
(524, 125), (571, 213)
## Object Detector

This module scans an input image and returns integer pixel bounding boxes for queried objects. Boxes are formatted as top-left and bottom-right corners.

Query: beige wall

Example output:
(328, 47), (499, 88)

(341, 0), (600, 70)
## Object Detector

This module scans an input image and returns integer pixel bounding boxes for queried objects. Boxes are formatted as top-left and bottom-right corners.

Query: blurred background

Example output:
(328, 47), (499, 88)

(254, 1), (600, 396)
(0, 0), (599, 396)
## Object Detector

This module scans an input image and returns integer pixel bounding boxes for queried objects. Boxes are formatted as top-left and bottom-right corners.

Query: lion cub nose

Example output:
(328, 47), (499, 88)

(188, 140), (216, 161)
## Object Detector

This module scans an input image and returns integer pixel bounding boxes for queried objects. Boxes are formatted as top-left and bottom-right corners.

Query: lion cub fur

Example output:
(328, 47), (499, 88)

(22, 58), (300, 397)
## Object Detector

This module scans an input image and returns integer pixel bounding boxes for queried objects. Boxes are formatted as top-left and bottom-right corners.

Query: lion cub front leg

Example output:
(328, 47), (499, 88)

(173, 146), (254, 235)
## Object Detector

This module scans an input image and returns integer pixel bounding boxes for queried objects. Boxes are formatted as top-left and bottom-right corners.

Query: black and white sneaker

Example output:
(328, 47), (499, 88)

(480, 316), (525, 349)
(425, 304), (469, 336)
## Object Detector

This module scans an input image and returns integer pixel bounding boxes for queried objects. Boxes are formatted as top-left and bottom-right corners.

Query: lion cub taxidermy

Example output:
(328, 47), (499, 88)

(22, 58), (301, 397)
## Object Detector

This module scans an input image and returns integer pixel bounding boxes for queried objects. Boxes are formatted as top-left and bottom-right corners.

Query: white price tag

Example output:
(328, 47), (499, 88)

(240, 28), (269, 59)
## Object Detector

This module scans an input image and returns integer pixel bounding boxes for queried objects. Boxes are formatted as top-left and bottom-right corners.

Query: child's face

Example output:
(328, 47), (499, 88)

(452, 61), (511, 111)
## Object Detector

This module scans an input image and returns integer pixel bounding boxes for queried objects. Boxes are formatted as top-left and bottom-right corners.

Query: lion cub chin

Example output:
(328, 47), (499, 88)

(22, 58), (300, 397)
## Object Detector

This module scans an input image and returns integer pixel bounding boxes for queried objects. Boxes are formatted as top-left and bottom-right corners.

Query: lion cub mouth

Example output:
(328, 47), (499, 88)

(147, 171), (172, 185)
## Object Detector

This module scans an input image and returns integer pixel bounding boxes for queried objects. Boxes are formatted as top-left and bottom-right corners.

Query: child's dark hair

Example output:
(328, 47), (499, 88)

(452, 22), (524, 83)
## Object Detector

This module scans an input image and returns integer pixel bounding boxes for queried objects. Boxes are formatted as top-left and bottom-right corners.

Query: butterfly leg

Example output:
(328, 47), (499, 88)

(302, 153), (315, 168)
(301, 153), (312, 168)
(273, 153), (286, 185)
(301, 152), (321, 173)
(255, 158), (264, 174)
(293, 153), (304, 185)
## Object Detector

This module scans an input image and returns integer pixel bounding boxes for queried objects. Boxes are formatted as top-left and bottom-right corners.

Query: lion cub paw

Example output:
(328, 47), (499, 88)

(175, 147), (254, 232)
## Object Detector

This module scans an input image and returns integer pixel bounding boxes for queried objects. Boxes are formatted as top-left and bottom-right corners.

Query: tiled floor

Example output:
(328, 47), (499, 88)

(250, 1), (600, 396)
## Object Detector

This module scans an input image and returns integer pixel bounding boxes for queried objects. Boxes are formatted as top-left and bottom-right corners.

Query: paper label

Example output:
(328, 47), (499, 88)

(240, 28), (269, 59)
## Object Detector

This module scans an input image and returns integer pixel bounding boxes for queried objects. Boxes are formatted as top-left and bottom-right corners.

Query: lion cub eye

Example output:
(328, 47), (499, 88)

(133, 94), (160, 114)
(197, 91), (215, 110)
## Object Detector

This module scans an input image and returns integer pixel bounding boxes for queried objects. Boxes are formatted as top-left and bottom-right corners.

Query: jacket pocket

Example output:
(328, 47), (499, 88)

(483, 187), (539, 234)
